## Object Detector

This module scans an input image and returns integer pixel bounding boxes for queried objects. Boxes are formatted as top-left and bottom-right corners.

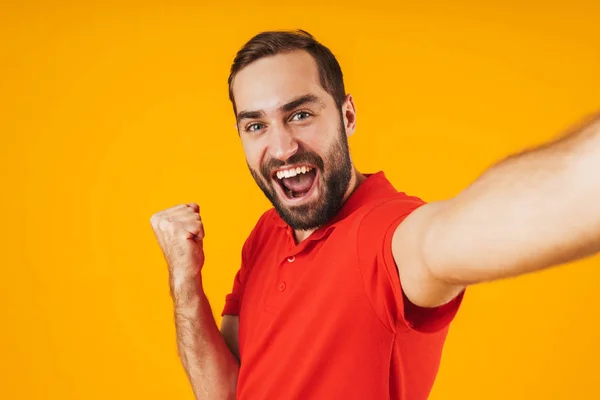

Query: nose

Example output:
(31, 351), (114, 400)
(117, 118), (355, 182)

(269, 124), (298, 161)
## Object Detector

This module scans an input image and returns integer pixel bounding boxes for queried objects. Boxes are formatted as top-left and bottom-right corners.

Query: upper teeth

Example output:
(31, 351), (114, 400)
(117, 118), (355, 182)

(276, 166), (312, 179)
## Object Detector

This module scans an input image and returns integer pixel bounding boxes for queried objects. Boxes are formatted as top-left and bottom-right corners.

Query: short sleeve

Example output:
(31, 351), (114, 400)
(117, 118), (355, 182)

(221, 211), (271, 317)
(356, 195), (464, 333)
(221, 239), (250, 316)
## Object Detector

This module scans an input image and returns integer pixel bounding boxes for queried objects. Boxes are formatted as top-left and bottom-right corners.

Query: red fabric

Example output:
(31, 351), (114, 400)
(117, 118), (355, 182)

(222, 172), (464, 399)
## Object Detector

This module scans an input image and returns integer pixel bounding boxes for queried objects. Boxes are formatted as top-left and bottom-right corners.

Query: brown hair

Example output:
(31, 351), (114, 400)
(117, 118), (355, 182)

(227, 29), (346, 114)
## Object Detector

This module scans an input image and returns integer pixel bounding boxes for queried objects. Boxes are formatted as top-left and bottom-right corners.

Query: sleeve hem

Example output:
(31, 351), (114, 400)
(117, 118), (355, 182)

(221, 299), (241, 317)
(381, 209), (464, 334)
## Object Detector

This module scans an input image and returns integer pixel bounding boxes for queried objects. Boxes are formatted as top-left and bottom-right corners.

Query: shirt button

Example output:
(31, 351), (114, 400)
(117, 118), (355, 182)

(287, 256), (295, 263)
(278, 282), (286, 291)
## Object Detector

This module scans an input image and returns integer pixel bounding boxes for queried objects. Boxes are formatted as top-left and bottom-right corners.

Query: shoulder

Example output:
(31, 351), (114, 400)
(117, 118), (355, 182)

(253, 207), (280, 232)
(242, 208), (281, 259)
(350, 191), (426, 264)
(357, 193), (427, 236)
(346, 172), (426, 230)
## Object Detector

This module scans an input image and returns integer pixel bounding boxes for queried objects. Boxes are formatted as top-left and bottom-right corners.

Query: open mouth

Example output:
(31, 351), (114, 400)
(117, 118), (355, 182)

(272, 165), (318, 201)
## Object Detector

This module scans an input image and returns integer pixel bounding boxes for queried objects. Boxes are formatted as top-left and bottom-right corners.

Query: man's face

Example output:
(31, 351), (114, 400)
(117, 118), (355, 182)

(232, 50), (356, 230)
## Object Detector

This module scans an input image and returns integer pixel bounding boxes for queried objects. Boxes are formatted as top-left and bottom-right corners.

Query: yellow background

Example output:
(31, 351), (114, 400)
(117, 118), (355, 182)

(2, 1), (599, 399)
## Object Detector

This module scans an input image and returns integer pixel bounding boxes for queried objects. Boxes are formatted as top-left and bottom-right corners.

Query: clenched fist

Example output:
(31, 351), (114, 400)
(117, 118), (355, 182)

(150, 203), (205, 296)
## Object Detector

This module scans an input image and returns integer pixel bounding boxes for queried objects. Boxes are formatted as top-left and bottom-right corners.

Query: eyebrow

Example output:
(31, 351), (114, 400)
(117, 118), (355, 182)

(236, 94), (322, 125)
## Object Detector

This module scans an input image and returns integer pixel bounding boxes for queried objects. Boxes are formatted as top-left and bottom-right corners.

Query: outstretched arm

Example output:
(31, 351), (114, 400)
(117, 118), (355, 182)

(394, 112), (600, 308)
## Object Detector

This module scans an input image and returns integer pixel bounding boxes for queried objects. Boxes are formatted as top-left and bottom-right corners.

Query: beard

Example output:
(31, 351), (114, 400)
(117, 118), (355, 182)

(248, 116), (352, 231)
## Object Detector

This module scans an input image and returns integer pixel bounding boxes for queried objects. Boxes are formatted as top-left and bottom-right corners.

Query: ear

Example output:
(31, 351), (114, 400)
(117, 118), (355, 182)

(341, 94), (357, 137)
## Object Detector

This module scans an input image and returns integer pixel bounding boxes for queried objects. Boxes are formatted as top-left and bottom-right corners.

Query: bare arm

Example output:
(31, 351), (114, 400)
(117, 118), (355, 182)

(173, 279), (239, 400)
(394, 112), (600, 307)
(220, 315), (240, 363)
(151, 204), (239, 399)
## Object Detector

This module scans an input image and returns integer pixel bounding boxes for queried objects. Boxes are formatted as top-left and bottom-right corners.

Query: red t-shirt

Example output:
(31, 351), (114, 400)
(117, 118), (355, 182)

(222, 172), (464, 399)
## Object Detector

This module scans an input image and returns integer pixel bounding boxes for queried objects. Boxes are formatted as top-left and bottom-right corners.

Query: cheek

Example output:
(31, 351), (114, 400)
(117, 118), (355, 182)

(241, 138), (264, 169)
(296, 120), (338, 151)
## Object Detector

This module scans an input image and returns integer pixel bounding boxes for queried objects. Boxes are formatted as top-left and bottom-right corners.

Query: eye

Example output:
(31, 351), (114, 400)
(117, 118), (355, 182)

(291, 111), (312, 121)
(246, 122), (264, 134)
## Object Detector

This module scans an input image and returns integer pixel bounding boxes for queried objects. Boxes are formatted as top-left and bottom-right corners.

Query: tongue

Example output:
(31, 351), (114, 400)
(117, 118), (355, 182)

(281, 171), (316, 193)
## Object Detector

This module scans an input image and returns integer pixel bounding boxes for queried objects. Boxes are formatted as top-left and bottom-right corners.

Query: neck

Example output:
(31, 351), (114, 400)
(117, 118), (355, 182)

(293, 168), (366, 243)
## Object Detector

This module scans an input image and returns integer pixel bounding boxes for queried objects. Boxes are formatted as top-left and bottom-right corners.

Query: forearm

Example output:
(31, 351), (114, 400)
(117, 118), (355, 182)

(425, 112), (600, 284)
(173, 278), (239, 400)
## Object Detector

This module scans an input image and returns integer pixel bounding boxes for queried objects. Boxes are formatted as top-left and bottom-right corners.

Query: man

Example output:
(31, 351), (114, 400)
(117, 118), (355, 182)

(150, 30), (600, 399)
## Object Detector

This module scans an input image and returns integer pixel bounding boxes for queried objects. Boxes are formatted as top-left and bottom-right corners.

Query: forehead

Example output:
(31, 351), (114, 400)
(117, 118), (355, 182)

(232, 50), (326, 114)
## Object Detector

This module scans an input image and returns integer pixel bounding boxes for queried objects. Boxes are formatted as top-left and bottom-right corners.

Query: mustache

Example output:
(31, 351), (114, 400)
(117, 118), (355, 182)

(260, 150), (325, 180)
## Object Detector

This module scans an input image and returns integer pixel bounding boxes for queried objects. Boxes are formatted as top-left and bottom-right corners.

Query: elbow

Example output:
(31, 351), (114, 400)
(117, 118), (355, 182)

(219, 364), (239, 400)
(227, 371), (239, 400)
(190, 362), (239, 400)
(196, 374), (238, 400)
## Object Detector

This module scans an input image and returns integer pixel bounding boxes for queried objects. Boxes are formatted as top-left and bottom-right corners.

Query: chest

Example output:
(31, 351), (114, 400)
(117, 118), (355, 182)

(238, 229), (377, 355)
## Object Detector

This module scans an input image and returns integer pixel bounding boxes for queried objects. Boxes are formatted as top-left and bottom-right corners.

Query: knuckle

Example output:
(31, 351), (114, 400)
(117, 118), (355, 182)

(196, 223), (205, 239)
(158, 218), (173, 232)
(150, 213), (162, 228)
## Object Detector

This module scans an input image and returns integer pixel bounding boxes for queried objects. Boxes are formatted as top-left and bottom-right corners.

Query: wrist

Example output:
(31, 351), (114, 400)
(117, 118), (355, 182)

(171, 273), (204, 307)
